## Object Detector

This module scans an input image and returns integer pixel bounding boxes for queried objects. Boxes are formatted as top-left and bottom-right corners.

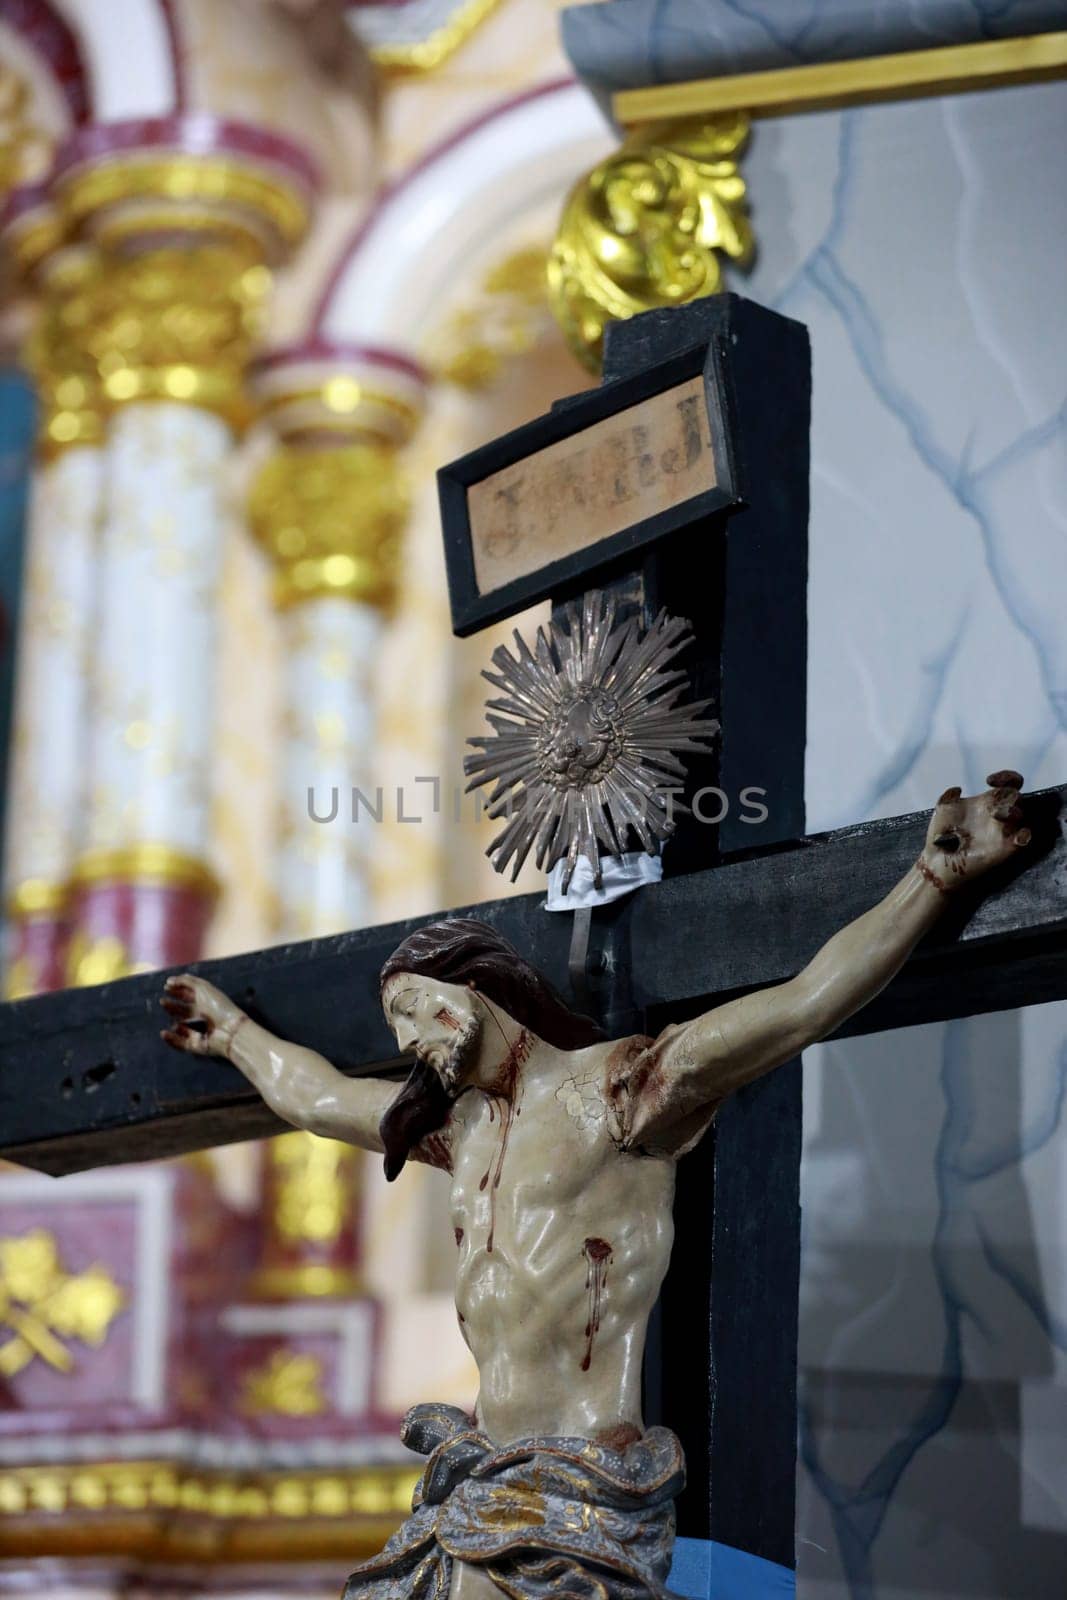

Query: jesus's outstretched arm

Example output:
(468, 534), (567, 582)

(618, 773), (1031, 1156)
(160, 975), (393, 1153)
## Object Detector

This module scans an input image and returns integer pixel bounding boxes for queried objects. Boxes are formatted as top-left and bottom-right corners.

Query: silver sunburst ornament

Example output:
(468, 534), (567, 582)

(464, 592), (719, 892)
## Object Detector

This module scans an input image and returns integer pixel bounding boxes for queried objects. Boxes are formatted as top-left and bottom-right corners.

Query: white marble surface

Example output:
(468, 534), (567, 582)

(278, 596), (382, 939)
(3, 446), (103, 890)
(85, 402), (228, 860)
(735, 80), (1067, 1597)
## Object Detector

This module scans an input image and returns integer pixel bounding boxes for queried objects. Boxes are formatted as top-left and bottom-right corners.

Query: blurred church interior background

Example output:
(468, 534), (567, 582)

(0, 2), (1063, 1596)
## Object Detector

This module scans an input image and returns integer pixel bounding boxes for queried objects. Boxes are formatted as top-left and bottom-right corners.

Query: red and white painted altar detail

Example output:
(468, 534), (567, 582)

(0, 1157), (409, 1569)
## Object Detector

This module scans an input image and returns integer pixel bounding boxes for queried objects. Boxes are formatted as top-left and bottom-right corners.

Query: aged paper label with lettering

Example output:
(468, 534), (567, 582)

(468, 375), (716, 595)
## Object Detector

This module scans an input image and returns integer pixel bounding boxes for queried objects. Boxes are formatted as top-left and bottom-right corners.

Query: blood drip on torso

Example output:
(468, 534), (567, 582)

(581, 1236), (613, 1371)
(478, 1029), (530, 1253)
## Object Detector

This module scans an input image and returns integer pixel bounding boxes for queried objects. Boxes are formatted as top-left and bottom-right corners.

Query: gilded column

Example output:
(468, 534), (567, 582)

(247, 342), (424, 1297)
(250, 343), (423, 939)
(0, 187), (106, 997)
(52, 121), (318, 980)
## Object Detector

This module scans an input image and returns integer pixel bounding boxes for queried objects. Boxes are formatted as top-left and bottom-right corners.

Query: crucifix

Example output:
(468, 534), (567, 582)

(0, 296), (1063, 1599)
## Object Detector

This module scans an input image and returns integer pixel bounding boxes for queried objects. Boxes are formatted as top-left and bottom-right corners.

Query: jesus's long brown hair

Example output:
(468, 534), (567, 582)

(378, 917), (603, 1179)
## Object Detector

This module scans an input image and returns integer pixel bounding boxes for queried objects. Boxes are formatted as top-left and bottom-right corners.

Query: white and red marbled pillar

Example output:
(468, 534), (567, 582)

(0, 187), (105, 996)
(250, 341), (425, 940)
(246, 342), (425, 1298)
(49, 119), (319, 980)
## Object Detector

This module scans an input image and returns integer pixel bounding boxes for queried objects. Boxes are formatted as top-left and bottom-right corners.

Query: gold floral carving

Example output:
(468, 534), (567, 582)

(82, 245), (271, 430)
(240, 1349), (327, 1416)
(547, 114), (754, 371)
(429, 245), (557, 390)
(249, 443), (407, 610)
(0, 1229), (125, 1378)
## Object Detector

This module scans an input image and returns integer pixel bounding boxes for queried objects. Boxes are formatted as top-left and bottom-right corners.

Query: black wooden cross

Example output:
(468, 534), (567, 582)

(439, 293), (809, 1559)
(1, 296), (1064, 1582)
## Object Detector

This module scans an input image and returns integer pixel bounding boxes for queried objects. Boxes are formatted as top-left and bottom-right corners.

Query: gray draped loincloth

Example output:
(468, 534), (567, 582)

(343, 1403), (685, 1600)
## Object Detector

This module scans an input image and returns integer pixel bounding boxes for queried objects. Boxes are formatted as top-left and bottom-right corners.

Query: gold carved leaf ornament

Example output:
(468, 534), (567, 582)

(548, 113), (754, 371)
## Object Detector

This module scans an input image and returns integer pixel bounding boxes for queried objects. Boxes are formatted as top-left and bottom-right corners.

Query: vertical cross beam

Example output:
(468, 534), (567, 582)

(586, 297), (810, 1567)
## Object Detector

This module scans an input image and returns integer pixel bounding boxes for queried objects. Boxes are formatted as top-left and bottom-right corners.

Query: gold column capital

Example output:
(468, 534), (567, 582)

(50, 115), (318, 266)
(249, 343), (424, 610)
(21, 238), (272, 437)
(2, 186), (110, 454)
(21, 241), (110, 454)
(249, 440), (408, 612)
(82, 242), (271, 430)
(38, 124), (319, 430)
(547, 113), (754, 372)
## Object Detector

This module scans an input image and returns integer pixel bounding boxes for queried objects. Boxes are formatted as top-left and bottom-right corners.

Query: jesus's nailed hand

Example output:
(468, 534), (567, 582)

(160, 974), (246, 1058)
(917, 770), (1030, 893)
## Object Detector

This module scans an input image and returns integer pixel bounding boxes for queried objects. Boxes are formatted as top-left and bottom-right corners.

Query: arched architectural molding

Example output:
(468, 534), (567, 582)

(312, 78), (613, 362)
(50, 0), (179, 120)
(0, 0), (90, 191)
(45, 1), (374, 193)
(0, 0), (89, 121)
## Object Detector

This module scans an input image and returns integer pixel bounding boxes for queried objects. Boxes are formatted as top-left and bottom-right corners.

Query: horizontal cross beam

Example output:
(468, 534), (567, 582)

(2, 786), (1062, 1176)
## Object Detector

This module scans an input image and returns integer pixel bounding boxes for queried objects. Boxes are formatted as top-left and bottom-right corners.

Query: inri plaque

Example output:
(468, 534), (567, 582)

(438, 341), (740, 635)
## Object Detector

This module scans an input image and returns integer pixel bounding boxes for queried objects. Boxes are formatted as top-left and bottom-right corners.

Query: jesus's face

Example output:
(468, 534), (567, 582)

(382, 972), (481, 1095)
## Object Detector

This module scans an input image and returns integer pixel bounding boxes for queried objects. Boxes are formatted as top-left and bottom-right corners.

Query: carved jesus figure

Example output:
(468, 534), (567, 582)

(162, 774), (1030, 1600)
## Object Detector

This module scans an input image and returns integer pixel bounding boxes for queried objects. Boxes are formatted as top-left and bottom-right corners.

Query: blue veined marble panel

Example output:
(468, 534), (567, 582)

(562, 0), (1067, 93)
(739, 81), (1067, 828)
(723, 79), (1067, 1599)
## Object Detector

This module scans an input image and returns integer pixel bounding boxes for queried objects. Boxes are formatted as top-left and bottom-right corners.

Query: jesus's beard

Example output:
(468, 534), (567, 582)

(378, 1020), (478, 1182)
